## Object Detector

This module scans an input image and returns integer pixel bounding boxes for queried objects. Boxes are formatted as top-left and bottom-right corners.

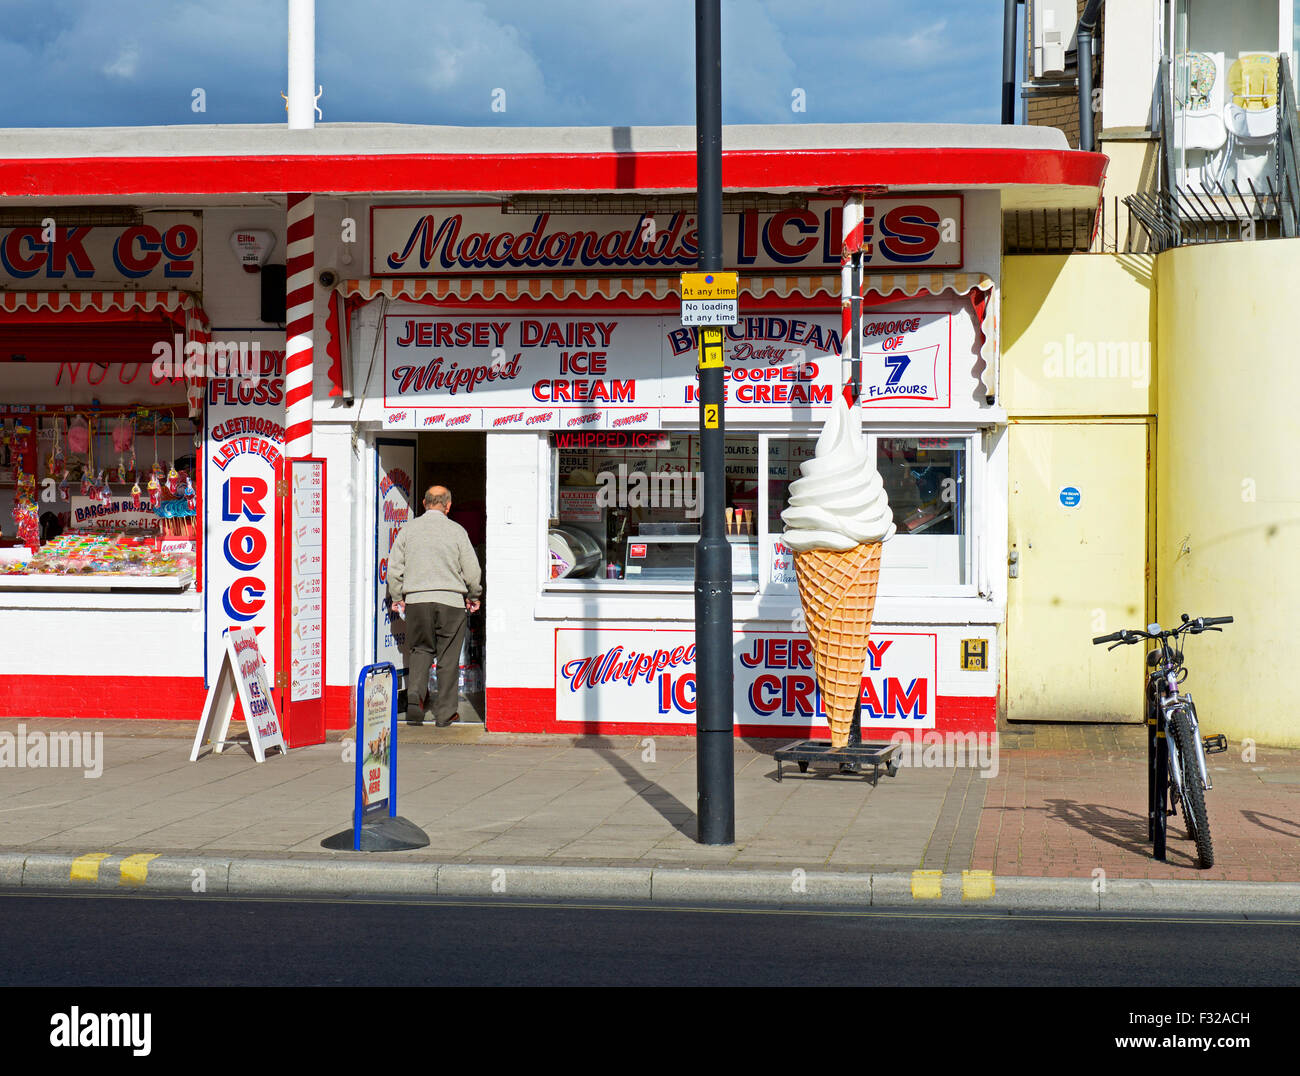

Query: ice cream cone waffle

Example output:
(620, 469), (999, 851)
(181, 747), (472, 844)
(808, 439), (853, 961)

(793, 542), (881, 747)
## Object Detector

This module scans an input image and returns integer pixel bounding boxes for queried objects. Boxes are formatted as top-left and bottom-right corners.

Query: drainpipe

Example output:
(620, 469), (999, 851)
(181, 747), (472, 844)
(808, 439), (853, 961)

(1002, 0), (1021, 124)
(1078, 0), (1105, 151)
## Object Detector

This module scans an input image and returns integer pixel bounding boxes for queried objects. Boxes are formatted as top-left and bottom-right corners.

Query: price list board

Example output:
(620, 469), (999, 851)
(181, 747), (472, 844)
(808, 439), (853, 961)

(280, 456), (327, 746)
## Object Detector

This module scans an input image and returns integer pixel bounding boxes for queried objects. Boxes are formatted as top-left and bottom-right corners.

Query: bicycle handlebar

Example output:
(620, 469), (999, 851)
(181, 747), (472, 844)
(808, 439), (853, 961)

(1091, 616), (1233, 646)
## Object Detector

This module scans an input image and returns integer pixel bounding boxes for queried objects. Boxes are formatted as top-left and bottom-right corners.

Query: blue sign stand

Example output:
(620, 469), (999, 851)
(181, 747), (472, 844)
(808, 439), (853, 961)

(322, 662), (429, 852)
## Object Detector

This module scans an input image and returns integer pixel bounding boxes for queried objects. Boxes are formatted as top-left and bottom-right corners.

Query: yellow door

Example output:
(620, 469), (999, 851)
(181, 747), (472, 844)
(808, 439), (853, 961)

(1006, 421), (1148, 722)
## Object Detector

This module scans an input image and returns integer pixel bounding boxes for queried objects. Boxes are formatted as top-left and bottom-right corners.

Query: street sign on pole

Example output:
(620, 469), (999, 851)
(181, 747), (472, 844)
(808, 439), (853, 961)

(697, 326), (726, 369)
(681, 271), (738, 326)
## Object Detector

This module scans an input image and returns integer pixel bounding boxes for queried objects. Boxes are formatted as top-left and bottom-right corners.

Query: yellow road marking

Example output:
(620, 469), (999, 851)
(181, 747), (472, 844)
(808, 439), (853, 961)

(69, 853), (111, 883)
(911, 870), (943, 899)
(962, 870), (995, 900)
(119, 853), (160, 887)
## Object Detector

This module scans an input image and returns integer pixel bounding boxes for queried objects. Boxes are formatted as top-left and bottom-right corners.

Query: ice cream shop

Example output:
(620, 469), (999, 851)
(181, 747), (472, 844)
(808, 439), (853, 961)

(0, 122), (1106, 742)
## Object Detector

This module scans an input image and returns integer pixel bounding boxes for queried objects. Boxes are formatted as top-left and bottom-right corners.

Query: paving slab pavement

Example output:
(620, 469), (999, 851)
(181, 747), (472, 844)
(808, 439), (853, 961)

(1, 717), (1298, 913)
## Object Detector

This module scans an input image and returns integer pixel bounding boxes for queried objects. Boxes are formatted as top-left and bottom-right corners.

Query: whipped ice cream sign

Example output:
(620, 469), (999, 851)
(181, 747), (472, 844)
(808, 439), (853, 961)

(371, 199), (961, 276)
(383, 315), (656, 428)
(555, 629), (935, 730)
(860, 311), (952, 408)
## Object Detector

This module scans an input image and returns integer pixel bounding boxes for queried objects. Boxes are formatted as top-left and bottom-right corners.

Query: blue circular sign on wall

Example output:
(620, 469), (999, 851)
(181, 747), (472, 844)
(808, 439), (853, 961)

(1060, 486), (1081, 508)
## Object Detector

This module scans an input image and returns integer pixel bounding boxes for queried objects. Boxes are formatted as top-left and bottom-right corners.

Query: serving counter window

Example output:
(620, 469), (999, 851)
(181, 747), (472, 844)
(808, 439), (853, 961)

(768, 431), (974, 592)
(548, 430), (759, 588)
(547, 426), (981, 597)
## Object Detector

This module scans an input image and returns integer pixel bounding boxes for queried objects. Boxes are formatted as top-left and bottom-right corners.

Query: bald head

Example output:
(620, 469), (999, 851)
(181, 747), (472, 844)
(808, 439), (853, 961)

(424, 486), (452, 512)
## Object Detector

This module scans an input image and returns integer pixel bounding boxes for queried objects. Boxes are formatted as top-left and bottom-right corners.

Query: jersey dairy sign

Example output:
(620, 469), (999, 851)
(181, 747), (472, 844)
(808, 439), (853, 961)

(0, 213), (200, 287)
(370, 198), (963, 276)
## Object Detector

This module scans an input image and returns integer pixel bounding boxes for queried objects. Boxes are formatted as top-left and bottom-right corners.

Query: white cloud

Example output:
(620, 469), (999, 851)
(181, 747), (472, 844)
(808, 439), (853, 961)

(102, 43), (139, 80)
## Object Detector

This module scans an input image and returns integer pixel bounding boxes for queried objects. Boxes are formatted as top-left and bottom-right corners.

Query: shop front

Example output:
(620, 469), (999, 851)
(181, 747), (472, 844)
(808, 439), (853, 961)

(337, 192), (1008, 739)
(0, 208), (298, 730)
(2, 121), (1104, 735)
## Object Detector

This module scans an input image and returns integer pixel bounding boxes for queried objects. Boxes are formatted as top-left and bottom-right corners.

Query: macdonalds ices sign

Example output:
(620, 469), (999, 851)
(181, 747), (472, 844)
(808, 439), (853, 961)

(370, 198), (963, 276)
(380, 312), (847, 430)
(555, 629), (938, 732)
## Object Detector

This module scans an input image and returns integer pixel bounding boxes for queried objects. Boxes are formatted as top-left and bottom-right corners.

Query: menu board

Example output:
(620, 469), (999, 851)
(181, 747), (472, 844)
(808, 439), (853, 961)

(289, 459), (325, 702)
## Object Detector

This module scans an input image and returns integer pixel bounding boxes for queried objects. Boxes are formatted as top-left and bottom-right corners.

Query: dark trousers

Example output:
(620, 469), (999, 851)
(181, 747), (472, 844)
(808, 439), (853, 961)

(404, 602), (466, 723)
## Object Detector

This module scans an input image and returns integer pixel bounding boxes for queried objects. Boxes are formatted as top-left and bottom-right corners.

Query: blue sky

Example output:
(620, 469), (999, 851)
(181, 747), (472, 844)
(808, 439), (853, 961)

(0, 1), (1010, 128)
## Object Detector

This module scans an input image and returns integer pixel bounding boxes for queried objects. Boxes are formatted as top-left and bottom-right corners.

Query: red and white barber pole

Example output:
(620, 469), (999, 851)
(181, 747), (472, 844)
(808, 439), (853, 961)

(841, 191), (865, 405)
(284, 192), (314, 456)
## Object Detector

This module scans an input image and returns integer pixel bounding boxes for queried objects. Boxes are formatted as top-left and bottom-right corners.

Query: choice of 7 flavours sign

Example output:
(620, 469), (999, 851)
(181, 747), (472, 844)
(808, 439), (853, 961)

(555, 629), (937, 732)
(371, 198), (962, 276)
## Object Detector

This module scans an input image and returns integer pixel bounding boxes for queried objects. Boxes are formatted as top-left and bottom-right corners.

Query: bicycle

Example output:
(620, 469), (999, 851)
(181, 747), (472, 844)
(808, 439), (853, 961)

(1092, 614), (1232, 869)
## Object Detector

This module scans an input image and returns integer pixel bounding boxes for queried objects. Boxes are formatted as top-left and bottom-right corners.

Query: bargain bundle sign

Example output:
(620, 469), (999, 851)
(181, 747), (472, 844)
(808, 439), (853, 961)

(371, 198), (962, 276)
(203, 332), (287, 688)
(555, 629), (937, 731)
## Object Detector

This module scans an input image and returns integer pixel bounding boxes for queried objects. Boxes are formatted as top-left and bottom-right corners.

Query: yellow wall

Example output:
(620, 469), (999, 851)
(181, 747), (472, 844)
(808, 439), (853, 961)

(1156, 239), (1300, 747)
(1003, 254), (1157, 417)
(1002, 254), (1157, 724)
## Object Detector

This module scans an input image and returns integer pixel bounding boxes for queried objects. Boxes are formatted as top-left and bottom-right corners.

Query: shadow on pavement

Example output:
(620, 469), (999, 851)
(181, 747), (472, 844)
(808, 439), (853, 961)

(1042, 798), (1199, 868)
(586, 736), (696, 836)
(1240, 810), (1300, 839)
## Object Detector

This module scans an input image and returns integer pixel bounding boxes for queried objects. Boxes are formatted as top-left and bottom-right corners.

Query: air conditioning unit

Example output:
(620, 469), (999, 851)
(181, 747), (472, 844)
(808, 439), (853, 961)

(1033, 0), (1079, 77)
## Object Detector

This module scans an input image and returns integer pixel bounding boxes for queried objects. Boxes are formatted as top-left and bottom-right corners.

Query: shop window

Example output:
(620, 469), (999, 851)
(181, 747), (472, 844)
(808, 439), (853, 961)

(0, 384), (198, 588)
(548, 431), (759, 587)
(767, 432), (973, 591)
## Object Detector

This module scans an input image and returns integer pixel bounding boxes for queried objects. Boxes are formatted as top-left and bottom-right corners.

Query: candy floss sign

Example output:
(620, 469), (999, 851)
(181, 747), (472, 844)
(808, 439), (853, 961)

(203, 332), (287, 688)
(555, 629), (937, 731)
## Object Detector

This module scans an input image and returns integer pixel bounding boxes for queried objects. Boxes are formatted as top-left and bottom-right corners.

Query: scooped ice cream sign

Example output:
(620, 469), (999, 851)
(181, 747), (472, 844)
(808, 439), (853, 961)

(555, 629), (936, 731)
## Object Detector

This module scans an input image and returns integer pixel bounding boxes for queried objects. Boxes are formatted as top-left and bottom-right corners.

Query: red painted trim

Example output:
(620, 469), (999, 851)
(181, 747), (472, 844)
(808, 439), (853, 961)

(485, 687), (995, 736)
(0, 149), (1109, 198)
(325, 684), (352, 730)
(0, 675), (208, 720)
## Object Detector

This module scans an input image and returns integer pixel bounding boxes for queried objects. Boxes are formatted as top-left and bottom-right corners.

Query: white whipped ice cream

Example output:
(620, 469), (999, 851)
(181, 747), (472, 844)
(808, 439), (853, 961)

(780, 395), (896, 552)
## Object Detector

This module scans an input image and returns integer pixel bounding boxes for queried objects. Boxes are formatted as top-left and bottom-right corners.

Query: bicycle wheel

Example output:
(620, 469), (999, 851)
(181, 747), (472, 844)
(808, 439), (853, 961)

(1171, 708), (1214, 868)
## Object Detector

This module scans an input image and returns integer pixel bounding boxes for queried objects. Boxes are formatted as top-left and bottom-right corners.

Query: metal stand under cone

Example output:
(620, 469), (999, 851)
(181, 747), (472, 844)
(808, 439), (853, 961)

(773, 696), (903, 782)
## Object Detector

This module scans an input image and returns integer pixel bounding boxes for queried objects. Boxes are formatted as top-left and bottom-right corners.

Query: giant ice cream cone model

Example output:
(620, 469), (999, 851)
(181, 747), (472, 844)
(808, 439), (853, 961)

(781, 396), (895, 747)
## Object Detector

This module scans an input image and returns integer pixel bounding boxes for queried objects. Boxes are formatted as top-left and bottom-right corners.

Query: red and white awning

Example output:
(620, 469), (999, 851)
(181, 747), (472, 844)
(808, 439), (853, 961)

(0, 290), (211, 416)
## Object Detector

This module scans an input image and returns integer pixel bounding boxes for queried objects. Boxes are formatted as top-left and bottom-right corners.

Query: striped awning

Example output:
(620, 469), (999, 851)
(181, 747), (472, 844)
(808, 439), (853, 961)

(343, 274), (839, 303)
(0, 289), (203, 318)
(0, 290), (211, 416)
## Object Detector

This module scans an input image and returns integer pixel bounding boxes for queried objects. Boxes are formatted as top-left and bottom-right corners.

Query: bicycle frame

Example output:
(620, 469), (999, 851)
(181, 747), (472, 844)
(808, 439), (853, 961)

(1097, 612), (1230, 868)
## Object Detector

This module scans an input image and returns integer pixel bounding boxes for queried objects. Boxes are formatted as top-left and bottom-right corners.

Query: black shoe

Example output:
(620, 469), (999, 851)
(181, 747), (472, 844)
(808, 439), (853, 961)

(406, 705), (425, 726)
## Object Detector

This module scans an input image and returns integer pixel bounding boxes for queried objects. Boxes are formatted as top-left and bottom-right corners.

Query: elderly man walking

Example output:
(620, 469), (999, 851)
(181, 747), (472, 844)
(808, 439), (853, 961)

(387, 485), (482, 726)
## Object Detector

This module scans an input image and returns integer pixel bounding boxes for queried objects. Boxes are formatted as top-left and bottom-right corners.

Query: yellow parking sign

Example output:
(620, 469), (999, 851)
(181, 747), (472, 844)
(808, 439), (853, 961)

(697, 327), (725, 369)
